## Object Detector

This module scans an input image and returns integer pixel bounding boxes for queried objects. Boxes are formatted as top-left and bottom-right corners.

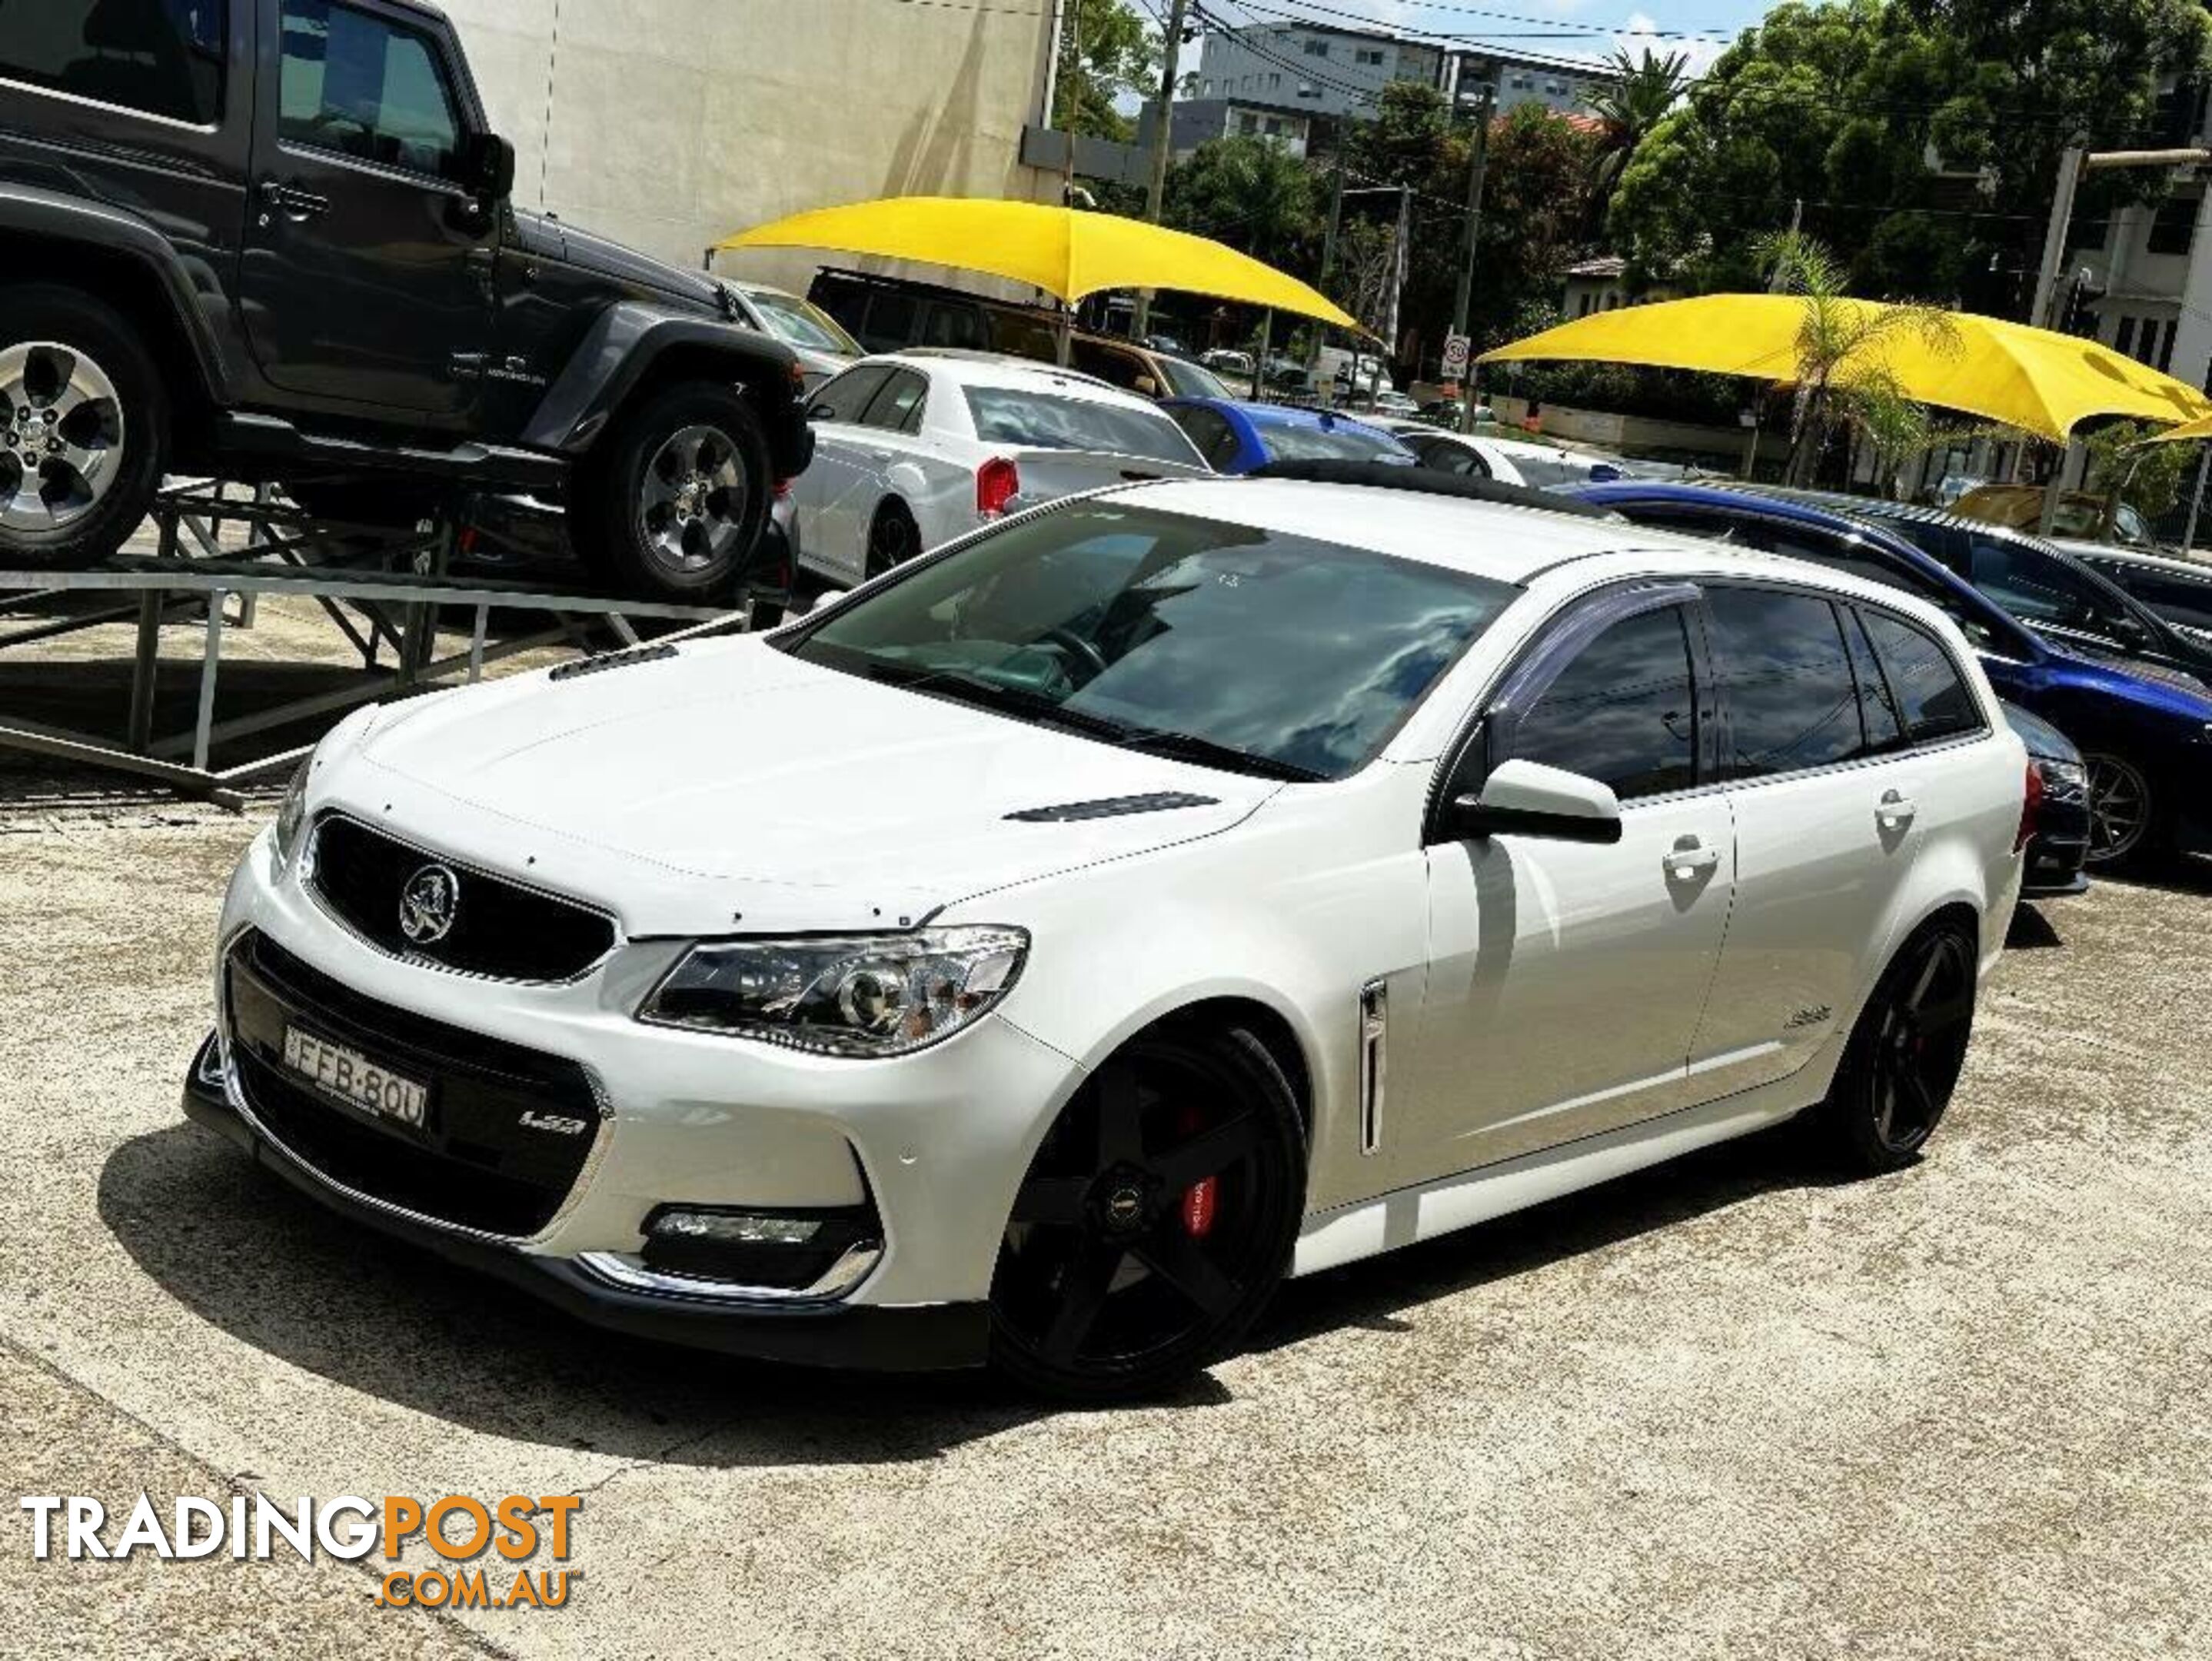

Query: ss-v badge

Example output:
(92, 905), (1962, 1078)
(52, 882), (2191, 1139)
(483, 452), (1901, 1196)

(1784, 1005), (1834, 1031)
(519, 1110), (590, 1137)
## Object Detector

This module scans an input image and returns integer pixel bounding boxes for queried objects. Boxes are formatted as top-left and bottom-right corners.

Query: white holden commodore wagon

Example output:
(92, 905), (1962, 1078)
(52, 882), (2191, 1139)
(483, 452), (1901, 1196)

(187, 473), (2031, 1400)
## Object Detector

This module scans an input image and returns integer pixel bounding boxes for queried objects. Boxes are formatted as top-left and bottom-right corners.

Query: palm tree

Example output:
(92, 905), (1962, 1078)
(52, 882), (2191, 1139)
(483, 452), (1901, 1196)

(1755, 230), (1961, 485)
(1588, 48), (1691, 201)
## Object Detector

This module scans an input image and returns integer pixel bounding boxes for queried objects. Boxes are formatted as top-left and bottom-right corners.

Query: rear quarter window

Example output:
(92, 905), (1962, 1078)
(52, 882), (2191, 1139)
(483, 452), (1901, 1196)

(1859, 610), (1984, 744)
(3, 0), (225, 124)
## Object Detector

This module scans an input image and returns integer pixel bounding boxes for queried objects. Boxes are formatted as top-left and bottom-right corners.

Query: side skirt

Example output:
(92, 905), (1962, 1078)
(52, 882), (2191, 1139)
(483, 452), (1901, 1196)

(1289, 1047), (1839, 1279)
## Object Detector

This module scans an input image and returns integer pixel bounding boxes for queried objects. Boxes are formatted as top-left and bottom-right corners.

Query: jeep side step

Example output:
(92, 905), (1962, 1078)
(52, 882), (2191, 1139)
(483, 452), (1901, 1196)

(215, 413), (567, 491)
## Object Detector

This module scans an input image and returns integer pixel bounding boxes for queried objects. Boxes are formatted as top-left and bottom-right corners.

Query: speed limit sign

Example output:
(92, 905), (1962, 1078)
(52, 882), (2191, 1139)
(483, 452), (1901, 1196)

(1441, 333), (1472, 378)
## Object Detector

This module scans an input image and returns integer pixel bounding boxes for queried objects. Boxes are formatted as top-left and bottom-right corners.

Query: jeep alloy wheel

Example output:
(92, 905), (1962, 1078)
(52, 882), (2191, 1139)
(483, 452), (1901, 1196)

(640, 423), (749, 578)
(0, 341), (125, 534)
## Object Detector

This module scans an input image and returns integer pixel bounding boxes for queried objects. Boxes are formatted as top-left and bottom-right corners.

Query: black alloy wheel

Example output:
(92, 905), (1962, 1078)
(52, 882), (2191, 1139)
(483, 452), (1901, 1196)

(990, 1026), (1305, 1402)
(1821, 921), (1977, 1174)
(2081, 751), (2157, 869)
(570, 380), (770, 603)
(863, 501), (918, 580)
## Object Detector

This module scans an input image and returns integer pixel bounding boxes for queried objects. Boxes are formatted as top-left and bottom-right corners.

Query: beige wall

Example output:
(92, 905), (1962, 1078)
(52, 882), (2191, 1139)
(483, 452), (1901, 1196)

(439, 0), (1059, 294)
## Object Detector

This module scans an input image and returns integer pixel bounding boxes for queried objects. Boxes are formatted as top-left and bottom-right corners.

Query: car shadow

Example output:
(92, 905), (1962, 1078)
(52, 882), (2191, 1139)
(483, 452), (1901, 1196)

(2004, 902), (2064, 950)
(105, 1111), (1855, 1459)
(97, 1123), (1101, 1468)
(1250, 1120), (1854, 1354)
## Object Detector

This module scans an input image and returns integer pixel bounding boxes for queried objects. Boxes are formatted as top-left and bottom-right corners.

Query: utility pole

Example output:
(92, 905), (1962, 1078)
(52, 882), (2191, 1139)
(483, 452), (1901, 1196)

(2028, 147), (2087, 333)
(1306, 166), (1345, 404)
(1450, 88), (1495, 433)
(1132, 0), (1190, 341)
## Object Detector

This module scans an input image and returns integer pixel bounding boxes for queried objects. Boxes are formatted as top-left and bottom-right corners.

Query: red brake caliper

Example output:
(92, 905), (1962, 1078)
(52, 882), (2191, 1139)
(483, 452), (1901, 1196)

(1177, 1103), (1217, 1238)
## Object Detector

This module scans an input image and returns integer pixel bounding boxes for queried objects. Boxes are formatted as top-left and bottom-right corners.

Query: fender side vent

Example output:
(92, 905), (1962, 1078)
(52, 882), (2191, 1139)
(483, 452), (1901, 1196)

(549, 643), (680, 682)
(1004, 791), (1219, 824)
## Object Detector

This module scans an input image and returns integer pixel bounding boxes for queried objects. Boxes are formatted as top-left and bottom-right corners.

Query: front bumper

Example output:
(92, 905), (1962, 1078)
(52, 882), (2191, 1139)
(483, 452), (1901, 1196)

(183, 1032), (987, 1370)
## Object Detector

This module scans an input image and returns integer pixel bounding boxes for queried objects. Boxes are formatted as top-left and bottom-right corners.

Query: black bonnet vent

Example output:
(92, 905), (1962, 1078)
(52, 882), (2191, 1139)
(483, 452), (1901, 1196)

(1005, 792), (1220, 824)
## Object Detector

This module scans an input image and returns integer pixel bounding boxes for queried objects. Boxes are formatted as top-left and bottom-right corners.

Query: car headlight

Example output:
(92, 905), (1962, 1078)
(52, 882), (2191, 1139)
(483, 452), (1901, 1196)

(270, 761), (311, 877)
(639, 927), (1029, 1057)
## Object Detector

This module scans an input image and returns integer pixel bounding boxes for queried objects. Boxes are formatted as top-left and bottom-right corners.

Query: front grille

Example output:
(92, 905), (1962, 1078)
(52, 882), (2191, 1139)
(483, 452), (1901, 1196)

(308, 816), (614, 982)
(224, 931), (603, 1237)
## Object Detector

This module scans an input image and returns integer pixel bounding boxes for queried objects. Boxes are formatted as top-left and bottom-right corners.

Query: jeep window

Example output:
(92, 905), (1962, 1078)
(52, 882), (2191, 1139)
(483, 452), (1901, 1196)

(964, 388), (1202, 467)
(921, 305), (990, 353)
(2, 0), (225, 125)
(279, 0), (461, 181)
(783, 502), (1518, 781)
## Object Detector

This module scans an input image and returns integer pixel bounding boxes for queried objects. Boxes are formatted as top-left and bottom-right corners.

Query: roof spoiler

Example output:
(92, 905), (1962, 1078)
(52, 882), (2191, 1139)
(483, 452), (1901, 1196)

(1247, 458), (1618, 520)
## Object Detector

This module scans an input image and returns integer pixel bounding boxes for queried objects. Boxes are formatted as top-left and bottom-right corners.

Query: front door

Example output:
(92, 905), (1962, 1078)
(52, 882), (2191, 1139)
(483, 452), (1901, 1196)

(1397, 594), (1737, 1184)
(241, 0), (494, 416)
(790, 364), (894, 579)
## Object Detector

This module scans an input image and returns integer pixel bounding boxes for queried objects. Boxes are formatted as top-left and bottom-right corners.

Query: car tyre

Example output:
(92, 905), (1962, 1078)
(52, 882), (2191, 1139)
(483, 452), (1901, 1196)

(0, 285), (169, 569)
(2080, 751), (2166, 871)
(570, 381), (770, 602)
(990, 1024), (1306, 1403)
(863, 499), (920, 581)
(1816, 919), (1977, 1176)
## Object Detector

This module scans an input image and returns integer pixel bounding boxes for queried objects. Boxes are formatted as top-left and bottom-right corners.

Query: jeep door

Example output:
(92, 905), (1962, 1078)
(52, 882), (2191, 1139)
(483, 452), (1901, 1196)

(1400, 589), (1737, 1183)
(240, 0), (493, 417)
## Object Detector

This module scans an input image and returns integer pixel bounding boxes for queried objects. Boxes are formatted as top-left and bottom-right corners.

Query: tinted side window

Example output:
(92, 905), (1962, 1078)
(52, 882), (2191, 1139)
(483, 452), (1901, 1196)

(280, 1), (459, 178)
(1513, 607), (1698, 800)
(1842, 607), (1905, 751)
(1410, 436), (1485, 478)
(806, 365), (893, 424)
(1072, 341), (1149, 392)
(921, 304), (987, 352)
(1966, 537), (2124, 633)
(1170, 407), (1240, 471)
(1706, 588), (1863, 778)
(2101, 565), (2212, 633)
(860, 369), (927, 434)
(863, 293), (918, 351)
(1860, 612), (1981, 742)
(1758, 528), (2011, 655)
(2, 0), (225, 123)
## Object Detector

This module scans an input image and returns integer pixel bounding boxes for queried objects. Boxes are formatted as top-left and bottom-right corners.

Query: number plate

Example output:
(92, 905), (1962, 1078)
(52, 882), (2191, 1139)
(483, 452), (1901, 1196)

(280, 1027), (428, 1128)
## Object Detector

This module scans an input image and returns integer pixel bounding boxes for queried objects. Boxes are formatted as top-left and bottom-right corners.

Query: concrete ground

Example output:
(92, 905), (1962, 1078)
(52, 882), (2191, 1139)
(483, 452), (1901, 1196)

(2, 770), (2207, 1658)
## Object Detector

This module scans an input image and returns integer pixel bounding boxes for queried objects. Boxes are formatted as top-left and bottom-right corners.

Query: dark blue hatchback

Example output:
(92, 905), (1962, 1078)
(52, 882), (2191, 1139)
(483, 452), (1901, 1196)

(1572, 481), (2212, 869)
(1160, 398), (1416, 476)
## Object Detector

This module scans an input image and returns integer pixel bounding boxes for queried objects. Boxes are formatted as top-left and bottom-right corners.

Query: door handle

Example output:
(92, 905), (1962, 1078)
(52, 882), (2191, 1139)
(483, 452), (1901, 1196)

(1664, 837), (1721, 882)
(260, 180), (330, 221)
(1877, 789), (1918, 831)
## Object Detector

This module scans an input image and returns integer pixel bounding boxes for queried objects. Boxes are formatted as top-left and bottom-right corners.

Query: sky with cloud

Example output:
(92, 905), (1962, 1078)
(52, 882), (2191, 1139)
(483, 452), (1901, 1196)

(1192, 0), (1772, 78)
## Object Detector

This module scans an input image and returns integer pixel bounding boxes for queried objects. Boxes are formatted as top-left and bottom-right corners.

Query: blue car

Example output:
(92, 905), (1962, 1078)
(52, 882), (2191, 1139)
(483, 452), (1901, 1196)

(1572, 481), (2212, 870)
(1160, 398), (1417, 475)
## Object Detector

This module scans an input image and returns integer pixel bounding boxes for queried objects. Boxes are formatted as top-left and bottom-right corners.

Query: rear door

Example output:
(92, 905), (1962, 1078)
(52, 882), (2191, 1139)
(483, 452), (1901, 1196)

(790, 364), (893, 578)
(241, 0), (494, 415)
(1685, 584), (1942, 1097)
(1401, 592), (1737, 1183)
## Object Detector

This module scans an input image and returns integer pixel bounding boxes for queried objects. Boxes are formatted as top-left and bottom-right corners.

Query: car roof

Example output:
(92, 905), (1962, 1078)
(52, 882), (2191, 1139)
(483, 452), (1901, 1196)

(862, 351), (1138, 403)
(2074, 543), (2212, 579)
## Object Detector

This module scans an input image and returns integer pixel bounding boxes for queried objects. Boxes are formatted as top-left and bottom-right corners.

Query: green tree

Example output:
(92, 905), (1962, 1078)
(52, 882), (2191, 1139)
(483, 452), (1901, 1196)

(2085, 420), (2199, 521)
(1757, 230), (1960, 482)
(1333, 84), (1601, 368)
(1054, 0), (1158, 142)
(1588, 47), (1691, 203)
(1608, 0), (2211, 312)
(1162, 135), (1321, 276)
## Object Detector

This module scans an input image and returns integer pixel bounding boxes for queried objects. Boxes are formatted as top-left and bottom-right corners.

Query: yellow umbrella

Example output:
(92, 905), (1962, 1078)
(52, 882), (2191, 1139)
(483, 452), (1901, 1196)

(719, 195), (1362, 333)
(1478, 294), (2212, 442)
(2148, 411), (2212, 443)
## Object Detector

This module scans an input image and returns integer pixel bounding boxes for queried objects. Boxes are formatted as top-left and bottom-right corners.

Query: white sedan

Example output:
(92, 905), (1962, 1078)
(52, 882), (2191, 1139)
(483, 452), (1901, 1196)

(191, 475), (2029, 1400)
(1370, 418), (1632, 489)
(789, 351), (1211, 586)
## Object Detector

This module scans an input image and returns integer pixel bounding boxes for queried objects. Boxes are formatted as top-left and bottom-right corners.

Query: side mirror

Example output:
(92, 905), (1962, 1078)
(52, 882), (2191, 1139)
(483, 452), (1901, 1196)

(461, 132), (517, 201)
(1439, 758), (1624, 844)
(1134, 374), (1159, 396)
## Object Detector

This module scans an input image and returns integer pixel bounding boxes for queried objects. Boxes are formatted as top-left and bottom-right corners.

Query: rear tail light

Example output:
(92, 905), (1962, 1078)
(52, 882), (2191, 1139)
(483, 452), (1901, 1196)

(976, 456), (1020, 518)
(2017, 761), (2044, 854)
